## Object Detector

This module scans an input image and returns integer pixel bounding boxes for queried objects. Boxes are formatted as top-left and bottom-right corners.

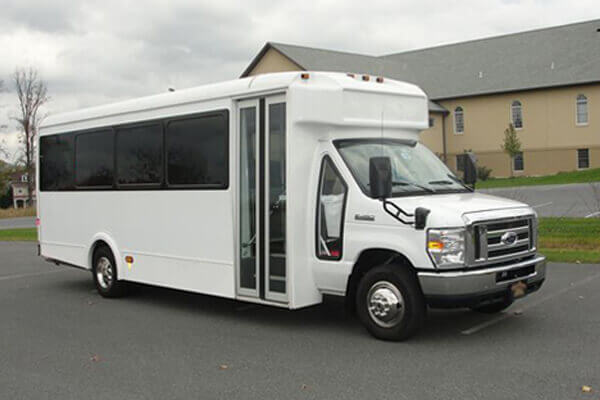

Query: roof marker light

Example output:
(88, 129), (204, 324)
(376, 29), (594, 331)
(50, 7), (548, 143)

(376, 76), (384, 83)
(300, 72), (310, 80)
(346, 73), (355, 78)
(362, 75), (370, 81)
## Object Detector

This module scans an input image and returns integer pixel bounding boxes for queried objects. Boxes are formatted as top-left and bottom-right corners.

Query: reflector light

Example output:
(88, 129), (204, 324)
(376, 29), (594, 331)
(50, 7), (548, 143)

(35, 218), (40, 227)
(330, 250), (340, 257)
(428, 241), (444, 250)
(362, 75), (370, 81)
(300, 72), (310, 80)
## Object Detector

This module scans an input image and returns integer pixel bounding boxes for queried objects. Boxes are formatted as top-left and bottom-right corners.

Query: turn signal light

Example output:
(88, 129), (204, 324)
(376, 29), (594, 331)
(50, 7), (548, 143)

(428, 241), (444, 250)
(125, 256), (134, 264)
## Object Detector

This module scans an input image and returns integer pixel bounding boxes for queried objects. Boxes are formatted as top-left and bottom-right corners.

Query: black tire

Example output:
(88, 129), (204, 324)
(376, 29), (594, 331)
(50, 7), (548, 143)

(92, 246), (128, 298)
(356, 264), (426, 341)
(470, 297), (513, 314)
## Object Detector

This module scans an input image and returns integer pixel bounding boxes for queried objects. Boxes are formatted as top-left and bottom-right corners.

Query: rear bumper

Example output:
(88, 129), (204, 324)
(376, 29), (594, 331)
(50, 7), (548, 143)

(417, 255), (546, 308)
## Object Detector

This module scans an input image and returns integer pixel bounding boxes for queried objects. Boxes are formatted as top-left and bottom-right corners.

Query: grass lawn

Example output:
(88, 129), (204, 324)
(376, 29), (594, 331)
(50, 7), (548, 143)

(0, 228), (38, 241)
(0, 207), (36, 219)
(1, 218), (598, 263)
(476, 167), (600, 189)
(538, 217), (600, 264)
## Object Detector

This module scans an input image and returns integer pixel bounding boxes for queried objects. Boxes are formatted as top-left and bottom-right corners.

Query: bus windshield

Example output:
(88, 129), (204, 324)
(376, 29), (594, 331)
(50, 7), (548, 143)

(335, 139), (469, 197)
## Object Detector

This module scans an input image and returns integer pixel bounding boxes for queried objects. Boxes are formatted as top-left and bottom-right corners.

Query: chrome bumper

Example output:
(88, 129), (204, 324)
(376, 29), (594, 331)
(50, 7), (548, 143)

(417, 255), (546, 298)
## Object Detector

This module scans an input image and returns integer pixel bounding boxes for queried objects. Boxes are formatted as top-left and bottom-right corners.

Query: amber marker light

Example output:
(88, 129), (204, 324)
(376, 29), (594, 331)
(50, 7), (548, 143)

(428, 241), (444, 251)
(376, 76), (384, 83)
(362, 74), (370, 81)
(300, 72), (310, 80)
(125, 256), (134, 264)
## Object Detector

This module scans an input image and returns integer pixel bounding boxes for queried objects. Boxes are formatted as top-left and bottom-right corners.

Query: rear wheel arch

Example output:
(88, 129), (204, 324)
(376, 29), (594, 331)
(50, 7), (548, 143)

(345, 248), (419, 313)
(87, 235), (121, 275)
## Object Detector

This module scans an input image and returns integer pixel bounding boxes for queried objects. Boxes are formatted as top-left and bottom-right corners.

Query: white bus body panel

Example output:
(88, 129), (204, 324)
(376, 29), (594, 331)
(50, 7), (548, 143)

(38, 71), (431, 309)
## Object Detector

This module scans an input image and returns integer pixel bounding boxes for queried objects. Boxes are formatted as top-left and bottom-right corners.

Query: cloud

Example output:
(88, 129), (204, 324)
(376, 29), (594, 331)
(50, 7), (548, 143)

(0, 0), (598, 161)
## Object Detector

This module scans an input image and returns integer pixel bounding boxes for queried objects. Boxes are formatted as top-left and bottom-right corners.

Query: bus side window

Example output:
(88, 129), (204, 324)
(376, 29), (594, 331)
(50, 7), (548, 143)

(316, 156), (348, 260)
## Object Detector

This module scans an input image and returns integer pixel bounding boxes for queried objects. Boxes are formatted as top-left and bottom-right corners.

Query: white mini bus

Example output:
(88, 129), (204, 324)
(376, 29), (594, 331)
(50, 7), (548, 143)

(37, 72), (546, 340)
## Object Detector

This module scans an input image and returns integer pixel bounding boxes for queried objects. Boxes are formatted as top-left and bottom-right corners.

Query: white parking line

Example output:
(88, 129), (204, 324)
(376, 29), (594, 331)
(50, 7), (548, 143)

(585, 211), (600, 218)
(461, 272), (600, 335)
(532, 202), (553, 208)
(0, 269), (69, 282)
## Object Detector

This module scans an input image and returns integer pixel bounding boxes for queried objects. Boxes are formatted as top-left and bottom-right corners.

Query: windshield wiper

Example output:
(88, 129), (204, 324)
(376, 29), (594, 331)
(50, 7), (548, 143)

(428, 180), (454, 185)
(446, 174), (474, 192)
(392, 180), (435, 193)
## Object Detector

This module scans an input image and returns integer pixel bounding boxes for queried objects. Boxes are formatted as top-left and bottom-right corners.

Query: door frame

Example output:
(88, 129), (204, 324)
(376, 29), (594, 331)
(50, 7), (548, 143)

(235, 93), (288, 303)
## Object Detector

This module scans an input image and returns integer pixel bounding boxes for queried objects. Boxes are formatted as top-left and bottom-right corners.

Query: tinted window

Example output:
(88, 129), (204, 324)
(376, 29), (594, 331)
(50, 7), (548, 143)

(75, 130), (114, 187)
(166, 113), (228, 187)
(117, 124), (163, 185)
(40, 134), (74, 191)
(316, 157), (347, 260)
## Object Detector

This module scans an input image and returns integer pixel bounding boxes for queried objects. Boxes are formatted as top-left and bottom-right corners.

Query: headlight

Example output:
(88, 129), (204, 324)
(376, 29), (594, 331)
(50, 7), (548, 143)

(427, 228), (465, 268)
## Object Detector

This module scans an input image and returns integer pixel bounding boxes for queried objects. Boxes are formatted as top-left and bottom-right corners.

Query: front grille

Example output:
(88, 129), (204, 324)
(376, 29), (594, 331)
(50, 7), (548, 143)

(472, 216), (535, 265)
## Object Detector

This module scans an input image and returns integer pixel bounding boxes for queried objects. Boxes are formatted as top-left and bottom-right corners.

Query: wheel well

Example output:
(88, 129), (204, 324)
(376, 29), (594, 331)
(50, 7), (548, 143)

(89, 240), (111, 268)
(345, 249), (415, 314)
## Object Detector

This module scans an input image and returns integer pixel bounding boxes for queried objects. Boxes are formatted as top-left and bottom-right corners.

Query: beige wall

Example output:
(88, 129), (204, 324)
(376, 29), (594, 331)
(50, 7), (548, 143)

(247, 48), (303, 76)
(438, 84), (599, 177)
(246, 49), (600, 178)
(420, 113), (445, 157)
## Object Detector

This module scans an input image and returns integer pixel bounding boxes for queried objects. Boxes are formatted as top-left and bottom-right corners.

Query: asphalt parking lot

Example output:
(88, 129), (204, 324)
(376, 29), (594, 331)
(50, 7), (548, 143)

(1, 242), (599, 400)
(480, 183), (600, 217)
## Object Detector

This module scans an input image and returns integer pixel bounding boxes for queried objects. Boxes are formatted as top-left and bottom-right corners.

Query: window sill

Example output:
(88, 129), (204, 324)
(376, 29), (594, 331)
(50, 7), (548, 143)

(576, 123), (589, 127)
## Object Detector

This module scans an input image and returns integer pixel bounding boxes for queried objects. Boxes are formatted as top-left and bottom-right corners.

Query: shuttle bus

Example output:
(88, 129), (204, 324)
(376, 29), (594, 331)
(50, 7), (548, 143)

(37, 72), (546, 340)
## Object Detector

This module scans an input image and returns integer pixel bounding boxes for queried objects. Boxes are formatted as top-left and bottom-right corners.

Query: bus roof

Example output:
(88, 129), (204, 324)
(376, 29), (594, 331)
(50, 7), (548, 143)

(41, 71), (427, 133)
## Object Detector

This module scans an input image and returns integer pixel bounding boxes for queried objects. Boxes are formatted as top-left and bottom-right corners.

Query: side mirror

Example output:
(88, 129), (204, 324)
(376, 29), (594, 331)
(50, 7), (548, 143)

(369, 156), (392, 199)
(414, 207), (430, 230)
(463, 152), (477, 186)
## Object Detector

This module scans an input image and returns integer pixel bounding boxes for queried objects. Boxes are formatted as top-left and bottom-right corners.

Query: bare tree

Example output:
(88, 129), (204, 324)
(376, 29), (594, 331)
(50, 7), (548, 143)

(0, 79), (8, 158)
(13, 67), (49, 206)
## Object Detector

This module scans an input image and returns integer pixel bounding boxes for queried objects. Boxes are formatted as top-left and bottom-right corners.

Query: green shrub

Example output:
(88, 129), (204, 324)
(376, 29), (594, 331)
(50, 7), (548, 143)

(477, 166), (493, 181)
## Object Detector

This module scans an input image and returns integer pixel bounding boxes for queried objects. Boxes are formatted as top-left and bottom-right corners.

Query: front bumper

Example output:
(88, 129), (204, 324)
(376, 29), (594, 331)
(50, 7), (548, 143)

(417, 255), (546, 308)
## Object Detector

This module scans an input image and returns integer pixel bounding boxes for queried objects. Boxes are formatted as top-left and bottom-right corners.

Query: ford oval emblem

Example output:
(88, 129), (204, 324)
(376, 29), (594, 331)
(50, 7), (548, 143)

(501, 231), (518, 246)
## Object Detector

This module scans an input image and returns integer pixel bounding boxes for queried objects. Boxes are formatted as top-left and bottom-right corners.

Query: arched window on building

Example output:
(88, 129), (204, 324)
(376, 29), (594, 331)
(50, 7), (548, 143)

(454, 106), (464, 134)
(576, 94), (588, 125)
(511, 100), (523, 129)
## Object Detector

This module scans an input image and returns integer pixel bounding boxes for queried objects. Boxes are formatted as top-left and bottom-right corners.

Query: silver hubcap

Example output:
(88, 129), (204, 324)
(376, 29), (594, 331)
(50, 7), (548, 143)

(367, 281), (405, 328)
(96, 256), (113, 290)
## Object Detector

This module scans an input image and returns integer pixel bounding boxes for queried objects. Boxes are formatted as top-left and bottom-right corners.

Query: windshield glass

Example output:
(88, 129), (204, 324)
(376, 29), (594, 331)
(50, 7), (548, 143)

(335, 139), (469, 197)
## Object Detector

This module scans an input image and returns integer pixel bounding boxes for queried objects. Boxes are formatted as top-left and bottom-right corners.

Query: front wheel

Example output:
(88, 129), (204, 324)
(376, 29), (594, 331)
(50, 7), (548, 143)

(356, 264), (426, 341)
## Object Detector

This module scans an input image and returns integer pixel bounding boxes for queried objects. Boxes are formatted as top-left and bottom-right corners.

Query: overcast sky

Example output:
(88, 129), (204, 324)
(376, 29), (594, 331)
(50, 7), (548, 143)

(0, 0), (598, 161)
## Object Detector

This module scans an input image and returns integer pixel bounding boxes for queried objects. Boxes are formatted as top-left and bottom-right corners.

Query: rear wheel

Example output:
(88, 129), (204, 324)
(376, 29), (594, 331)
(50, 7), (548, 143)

(92, 246), (127, 298)
(356, 264), (426, 341)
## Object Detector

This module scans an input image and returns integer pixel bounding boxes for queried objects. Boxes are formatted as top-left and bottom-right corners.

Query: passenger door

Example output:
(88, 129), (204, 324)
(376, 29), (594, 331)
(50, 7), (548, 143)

(237, 95), (288, 303)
